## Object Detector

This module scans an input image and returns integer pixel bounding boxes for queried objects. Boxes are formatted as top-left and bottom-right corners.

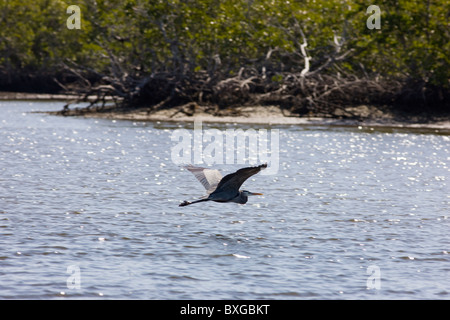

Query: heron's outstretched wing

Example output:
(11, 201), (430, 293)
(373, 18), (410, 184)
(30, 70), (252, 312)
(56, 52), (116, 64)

(184, 165), (223, 194)
(212, 163), (267, 194)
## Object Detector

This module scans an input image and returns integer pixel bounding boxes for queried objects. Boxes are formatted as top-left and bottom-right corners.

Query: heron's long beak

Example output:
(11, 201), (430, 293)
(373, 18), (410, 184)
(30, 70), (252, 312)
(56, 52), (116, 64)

(250, 192), (263, 195)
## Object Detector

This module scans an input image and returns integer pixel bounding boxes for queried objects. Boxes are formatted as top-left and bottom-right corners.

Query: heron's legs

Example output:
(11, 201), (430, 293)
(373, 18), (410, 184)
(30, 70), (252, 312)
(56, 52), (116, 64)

(179, 198), (211, 207)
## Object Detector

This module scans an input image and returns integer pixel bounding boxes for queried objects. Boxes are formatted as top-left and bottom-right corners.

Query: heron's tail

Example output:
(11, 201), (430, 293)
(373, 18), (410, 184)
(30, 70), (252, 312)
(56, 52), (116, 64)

(179, 198), (210, 207)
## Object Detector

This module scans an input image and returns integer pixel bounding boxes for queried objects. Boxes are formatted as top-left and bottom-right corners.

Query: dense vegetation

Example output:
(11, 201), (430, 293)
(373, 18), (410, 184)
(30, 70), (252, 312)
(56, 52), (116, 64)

(1, 0), (449, 116)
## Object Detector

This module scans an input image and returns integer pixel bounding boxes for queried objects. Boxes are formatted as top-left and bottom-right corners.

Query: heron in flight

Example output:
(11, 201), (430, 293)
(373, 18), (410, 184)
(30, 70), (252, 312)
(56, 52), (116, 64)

(179, 163), (267, 207)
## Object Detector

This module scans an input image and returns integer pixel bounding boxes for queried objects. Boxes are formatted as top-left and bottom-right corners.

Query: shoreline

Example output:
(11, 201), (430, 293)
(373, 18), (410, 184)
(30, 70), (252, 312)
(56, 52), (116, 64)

(52, 102), (450, 131)
(1, 92), (449, 130)
(0, 91), (117, 101)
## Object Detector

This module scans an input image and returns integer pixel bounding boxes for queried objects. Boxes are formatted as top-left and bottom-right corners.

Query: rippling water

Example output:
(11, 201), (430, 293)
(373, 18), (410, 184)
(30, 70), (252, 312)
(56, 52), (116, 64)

(1, 101), (449, 299)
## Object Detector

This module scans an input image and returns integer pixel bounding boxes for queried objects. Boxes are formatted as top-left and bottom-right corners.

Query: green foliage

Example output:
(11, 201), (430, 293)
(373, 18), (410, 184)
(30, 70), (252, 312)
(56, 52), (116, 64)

(350, 0), (450, 87)
(0, 0), (448, 89)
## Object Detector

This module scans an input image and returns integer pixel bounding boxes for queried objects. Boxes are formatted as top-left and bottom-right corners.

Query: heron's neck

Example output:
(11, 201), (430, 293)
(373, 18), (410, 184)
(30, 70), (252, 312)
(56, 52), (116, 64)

(239, 191), (248, 203)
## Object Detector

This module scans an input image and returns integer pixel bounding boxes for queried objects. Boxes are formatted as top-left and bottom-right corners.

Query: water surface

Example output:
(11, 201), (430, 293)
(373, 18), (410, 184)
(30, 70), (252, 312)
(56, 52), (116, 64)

(1, 101), (449, 299)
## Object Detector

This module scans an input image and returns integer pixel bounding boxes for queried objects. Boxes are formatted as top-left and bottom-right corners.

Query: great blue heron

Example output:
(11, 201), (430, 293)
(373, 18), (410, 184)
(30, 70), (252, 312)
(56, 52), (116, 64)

(179, 163), (267, 207)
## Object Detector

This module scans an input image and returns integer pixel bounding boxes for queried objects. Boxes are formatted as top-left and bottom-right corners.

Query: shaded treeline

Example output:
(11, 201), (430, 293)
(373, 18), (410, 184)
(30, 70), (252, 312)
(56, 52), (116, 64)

(1, 0), (449, 116)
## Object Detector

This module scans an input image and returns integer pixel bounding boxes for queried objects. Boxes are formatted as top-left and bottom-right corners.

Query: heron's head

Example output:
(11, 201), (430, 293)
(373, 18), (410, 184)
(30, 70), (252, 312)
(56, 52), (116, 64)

(241, 190), (263, 196)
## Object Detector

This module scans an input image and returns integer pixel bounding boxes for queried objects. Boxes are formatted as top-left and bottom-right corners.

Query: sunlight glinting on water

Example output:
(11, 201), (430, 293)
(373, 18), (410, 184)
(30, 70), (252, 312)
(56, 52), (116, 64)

(0, 101), (449, 299)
